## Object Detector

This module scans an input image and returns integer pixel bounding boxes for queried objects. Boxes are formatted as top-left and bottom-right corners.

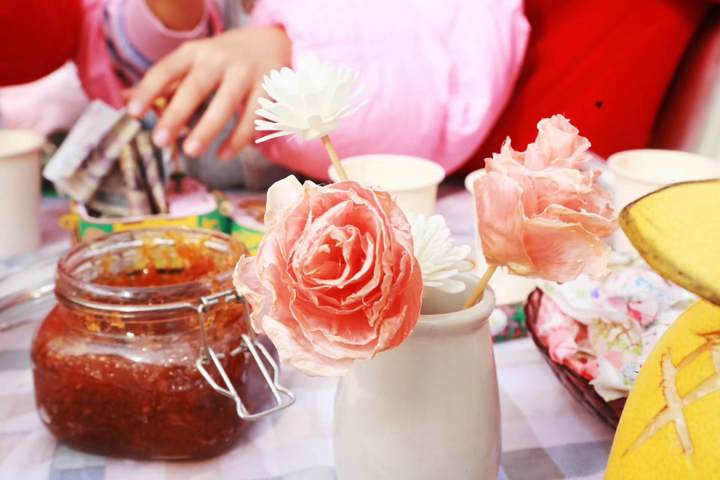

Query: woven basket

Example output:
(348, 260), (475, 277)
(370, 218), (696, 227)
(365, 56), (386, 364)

(525, 289), (626, 429)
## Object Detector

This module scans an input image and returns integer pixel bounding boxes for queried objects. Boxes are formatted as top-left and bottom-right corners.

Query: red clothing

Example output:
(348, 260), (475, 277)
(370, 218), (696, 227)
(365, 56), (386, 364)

(465, 0), (710, 169)
(0, 0), (82, 86)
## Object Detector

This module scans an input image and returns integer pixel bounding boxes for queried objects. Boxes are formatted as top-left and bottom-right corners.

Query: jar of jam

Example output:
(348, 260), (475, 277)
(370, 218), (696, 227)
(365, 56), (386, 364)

(31, 228), (294, 459)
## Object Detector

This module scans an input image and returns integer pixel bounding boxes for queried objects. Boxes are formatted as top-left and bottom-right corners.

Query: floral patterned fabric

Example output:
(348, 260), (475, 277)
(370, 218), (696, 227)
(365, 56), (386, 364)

(536, 252), (696, 401)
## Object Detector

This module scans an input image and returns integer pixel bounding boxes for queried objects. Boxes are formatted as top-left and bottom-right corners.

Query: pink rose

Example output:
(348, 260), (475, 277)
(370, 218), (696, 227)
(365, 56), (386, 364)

(233, 176), (423, 376)
(474, 115), (616, 282)
(492, 114), (592, 171)
(533, 114), (591, 169)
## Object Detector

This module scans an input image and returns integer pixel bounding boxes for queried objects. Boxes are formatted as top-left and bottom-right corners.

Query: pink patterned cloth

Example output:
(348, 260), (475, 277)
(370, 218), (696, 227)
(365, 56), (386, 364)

(537, 296), (595, 378)
(535, 254), (697, 401)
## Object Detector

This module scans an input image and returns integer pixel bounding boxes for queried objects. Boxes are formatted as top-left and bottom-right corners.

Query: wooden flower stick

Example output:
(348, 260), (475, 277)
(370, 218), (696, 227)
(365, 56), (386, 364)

(321, 135), (348, 181)
(463, 265), (497, 309)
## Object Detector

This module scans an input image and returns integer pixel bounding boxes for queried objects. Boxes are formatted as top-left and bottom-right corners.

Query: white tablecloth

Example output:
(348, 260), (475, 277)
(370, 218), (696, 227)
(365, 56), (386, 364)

(0, 185), (616, 479)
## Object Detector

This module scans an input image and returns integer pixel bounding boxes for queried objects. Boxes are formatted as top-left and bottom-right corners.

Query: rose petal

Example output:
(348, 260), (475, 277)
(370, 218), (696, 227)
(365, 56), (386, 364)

(542, 204), (617, 237)
(535, 114), (591, 169)
(523, 216), (611, 282)
(264, 175), (306, 230)
(260, 314), (353, 376)
(233, 255), (272, 334)
(474, 172), (533, 273)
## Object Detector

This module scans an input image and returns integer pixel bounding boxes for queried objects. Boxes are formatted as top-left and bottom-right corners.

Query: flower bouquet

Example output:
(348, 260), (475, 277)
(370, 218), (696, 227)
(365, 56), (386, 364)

(232, 57), (617, 479)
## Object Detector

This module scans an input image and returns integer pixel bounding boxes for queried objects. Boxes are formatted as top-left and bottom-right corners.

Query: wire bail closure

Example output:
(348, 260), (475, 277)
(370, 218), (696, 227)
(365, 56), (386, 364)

(194, 289), (295, 420)
(56, 287), (295, 421)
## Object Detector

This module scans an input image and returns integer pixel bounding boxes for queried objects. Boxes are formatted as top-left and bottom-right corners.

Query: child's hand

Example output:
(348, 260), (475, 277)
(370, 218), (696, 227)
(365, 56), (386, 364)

(127, 27), (291, 160)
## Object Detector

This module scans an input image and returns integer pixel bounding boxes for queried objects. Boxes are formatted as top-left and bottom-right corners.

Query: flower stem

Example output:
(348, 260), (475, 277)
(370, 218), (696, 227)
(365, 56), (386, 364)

(321, 135), (348, 181)
(463, 265), (497, 309)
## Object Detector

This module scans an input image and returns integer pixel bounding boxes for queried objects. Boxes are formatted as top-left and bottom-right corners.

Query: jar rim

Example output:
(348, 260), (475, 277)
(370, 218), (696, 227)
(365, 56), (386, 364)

(56, 228), (236, 309)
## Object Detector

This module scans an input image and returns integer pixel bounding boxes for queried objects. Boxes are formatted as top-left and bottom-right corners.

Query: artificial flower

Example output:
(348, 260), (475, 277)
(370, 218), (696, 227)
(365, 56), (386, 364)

(408, 213), (472, 293)
(533, 114), (592, 169)
(473, 115), (616, 283)
(233, 176), (423, 376)
(255, 55), (363, 144)
(493, 114), (592, 171)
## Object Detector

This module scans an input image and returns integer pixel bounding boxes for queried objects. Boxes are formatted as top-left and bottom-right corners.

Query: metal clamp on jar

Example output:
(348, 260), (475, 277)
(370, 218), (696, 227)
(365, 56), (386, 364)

(27, 228), (295, 459)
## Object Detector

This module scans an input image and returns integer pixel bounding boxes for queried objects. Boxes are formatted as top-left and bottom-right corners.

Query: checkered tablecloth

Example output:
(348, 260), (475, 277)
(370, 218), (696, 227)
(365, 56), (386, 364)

(0, 185), (615, 480)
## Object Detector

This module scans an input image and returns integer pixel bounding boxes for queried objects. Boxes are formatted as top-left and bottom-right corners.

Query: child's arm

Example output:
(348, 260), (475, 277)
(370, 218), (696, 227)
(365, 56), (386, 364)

(75, 0), (222, 107)
(145, 0), (205, 31)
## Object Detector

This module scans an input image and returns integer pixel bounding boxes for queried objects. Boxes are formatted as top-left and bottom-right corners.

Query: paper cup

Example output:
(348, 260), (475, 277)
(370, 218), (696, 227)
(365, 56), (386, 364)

(328, 154), (445, 216)
(0, 129), (44, 258)
(608, 149), (720, 252)
(464, 169), (537, 305)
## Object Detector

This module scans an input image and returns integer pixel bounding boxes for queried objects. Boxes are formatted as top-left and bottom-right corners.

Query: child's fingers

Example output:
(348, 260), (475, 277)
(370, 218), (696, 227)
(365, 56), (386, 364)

(182, 66), (251, 157)
(127, 45), (195, 118)
(218, 84), (264, 160)
(152, 68), (222, 148)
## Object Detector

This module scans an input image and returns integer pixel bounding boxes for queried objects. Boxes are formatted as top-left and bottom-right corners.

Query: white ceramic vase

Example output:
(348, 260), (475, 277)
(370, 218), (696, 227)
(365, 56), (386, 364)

(334, 274), (501, 480)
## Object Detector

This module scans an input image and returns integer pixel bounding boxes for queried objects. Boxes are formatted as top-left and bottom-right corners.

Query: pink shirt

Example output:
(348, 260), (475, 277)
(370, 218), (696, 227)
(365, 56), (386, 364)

(250, 0), (529, 179)
(77, 0), (529, 180)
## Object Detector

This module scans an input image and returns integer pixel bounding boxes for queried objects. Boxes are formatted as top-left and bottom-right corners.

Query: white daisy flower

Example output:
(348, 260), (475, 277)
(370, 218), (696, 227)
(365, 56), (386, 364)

(255, 55), (363, 143)
(409, 213), (473, 294)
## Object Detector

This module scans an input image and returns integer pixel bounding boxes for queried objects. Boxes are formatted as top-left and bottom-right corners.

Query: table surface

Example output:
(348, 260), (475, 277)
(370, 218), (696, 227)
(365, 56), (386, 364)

(0, 184), (614, 480)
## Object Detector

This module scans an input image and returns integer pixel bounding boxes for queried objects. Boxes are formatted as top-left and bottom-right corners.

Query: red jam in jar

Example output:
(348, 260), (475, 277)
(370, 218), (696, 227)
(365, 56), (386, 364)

(31, 229), (272, 459)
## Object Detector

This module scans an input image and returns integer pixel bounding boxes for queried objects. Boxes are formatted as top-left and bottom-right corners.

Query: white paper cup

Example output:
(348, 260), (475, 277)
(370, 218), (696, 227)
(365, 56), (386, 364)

(0, 129), (44, 258)
(608, 149), (720, 252)
(328, 154), (445, 216)
(464, 169), (537, 306)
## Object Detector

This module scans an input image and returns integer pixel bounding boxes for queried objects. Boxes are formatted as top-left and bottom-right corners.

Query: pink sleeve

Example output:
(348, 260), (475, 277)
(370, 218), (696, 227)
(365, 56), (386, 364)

(250, 0), (529, 180)
(123, 0), (222, 62)
(75, 0), (124, 107)
(75, 0), (223, 107)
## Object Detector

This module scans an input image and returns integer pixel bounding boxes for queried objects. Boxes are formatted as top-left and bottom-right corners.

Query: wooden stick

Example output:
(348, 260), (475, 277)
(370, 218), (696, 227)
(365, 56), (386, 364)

(463, 265), (498, 309)
(321, 135), (348, 181)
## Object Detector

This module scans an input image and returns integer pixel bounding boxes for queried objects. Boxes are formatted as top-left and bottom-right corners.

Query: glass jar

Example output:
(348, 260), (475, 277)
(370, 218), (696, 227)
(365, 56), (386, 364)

(31, 228), (293, 459)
